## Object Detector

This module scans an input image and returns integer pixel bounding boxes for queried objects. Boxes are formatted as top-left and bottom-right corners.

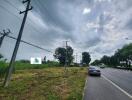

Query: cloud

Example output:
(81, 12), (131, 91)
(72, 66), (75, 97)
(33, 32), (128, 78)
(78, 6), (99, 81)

(83, 8), (91, 15)
(0, 0), (132, 62)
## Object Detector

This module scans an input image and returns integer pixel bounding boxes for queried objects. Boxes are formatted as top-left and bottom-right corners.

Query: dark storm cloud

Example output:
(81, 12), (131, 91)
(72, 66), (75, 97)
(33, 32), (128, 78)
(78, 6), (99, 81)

(32, 0), (74, 32)
(29, 27), (75, 47)
(0, 0), (132, 61)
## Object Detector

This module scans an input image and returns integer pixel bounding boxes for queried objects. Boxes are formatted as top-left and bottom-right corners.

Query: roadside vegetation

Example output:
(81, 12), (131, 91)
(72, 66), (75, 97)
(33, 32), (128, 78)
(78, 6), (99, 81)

(91, 43), (132, 69)
(0, 59), (59, 80)
(0, 67), (87, 100)
(0, 54), (8, 80)
(0, 50), (89, 100)
(0, 44), (91, 100)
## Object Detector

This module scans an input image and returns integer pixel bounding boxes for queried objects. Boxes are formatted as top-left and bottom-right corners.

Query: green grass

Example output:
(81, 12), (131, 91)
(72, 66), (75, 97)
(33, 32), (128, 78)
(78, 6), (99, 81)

(0, 61), (60, 79)
(14, 62), (60, 70)
(0, 61), (60, 70)
(0, 67), (87, 100)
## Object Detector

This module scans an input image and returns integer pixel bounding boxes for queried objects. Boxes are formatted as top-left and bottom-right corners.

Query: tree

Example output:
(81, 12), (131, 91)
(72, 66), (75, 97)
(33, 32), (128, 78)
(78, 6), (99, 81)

(0, 53), (3, 60)
(54, 47), (66, 65)
(100, 55), (111, 65)
(91, 59), (101, 65)
(96, 43), (132, 68)
(54, 46), (74, 65)
(66, 46), (74, 65)
(17, 59), (30, 63)
(117, 43), (132, 67)
(82, 52), (91, 66)
(42, 56), (46, 64)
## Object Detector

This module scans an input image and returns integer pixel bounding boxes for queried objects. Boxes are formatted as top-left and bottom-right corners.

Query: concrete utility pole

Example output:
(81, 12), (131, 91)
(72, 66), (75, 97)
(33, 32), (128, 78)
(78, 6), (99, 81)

(3, 0), (33, 87)
(75, 53), (78, 64)
(64, 41), (69, 70)
(0, 29), (10, 48)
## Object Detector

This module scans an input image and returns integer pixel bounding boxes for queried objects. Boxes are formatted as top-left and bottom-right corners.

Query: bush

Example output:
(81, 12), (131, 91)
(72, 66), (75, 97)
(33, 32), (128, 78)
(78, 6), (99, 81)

(0, 61), (8, 79)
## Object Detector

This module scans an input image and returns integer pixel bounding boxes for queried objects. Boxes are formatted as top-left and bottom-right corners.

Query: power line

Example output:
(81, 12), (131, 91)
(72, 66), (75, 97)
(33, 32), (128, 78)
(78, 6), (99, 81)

(0, 1), (46, 40)
(0, 0), (54, 53)
(4, 0), (21, 12)
(2, 0), (63, 43)
(0, 4), (22, 20)
(0, 32), (53, 53)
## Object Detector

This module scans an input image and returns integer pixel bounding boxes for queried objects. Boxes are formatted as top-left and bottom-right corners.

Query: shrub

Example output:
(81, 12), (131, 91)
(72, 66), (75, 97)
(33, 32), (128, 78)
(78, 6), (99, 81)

(0, 61), (7, 79)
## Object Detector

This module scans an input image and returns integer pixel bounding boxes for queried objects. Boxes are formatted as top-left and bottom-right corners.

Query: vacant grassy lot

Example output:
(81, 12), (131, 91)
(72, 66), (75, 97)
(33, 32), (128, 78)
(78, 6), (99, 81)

(0, 67), (87, 100)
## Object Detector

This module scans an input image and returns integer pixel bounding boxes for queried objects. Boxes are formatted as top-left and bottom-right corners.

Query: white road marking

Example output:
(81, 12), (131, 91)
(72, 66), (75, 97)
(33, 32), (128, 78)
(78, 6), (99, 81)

(102, 75), (132, 99)
(82, 76), (88, 100)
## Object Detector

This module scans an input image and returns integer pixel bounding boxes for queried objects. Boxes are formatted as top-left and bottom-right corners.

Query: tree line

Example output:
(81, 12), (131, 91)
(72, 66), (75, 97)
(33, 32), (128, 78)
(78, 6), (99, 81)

(54, 46), (91, 66)
(0, 46), (91, 67)
(91, 43), (132, 68)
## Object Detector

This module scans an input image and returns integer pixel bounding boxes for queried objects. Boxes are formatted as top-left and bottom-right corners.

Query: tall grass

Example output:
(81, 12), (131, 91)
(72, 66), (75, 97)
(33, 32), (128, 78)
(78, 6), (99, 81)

(14, 61), (60, 70)
(0, 61), (60, 79)
(0, 67), (87, 99)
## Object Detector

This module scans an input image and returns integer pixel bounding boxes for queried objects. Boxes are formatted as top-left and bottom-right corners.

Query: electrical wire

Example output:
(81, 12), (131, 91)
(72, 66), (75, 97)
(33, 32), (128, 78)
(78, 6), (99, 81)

(1, 0), (47, 39)
(4, 0), (21, 12)
(0, 4), (22, 20)
(0, 32), (53, 53)
(0, 0), (62, 53)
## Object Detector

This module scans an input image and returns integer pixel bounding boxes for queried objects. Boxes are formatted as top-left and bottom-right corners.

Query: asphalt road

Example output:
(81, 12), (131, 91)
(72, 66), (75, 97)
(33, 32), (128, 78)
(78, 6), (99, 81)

(83, 68), (132, 100)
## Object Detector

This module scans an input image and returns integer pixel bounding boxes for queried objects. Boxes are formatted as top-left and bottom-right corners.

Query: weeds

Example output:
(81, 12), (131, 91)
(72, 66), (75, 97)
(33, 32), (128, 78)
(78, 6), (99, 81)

(0, 67), (87, 100)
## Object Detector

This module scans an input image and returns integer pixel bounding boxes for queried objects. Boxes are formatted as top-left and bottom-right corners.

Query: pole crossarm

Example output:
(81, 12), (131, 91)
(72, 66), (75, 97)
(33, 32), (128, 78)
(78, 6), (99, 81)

(0, 29), (11, 47)
(22, 0), (30, 3)
(19, 6), (33, 14)
(0, 33), (53, 53)
(0, 29), (11, 36)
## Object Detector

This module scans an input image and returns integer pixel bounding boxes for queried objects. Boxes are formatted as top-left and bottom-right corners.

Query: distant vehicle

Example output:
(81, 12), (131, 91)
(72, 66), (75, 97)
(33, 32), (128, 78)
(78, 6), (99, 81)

(100, 66), (105, 68)
(99, 63), (105, 68)
(88, 66), (101, 76)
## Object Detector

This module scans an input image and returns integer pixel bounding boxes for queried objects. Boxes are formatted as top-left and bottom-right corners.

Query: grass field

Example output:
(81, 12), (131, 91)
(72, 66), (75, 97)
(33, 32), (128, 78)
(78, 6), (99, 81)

(0, 61), (60, 79)
(0, 67), (87, 100)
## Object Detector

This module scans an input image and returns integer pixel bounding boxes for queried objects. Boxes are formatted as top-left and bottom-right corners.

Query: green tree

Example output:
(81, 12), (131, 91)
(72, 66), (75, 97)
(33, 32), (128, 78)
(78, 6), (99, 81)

(54, 46), (74, 65)
(0, 53), (7, 80)
(54, 47), (66, 65)
(97, 43), (132, 68)
(100, 55), (111, 65)
(17, 59), (30, 63)
(82, 52), (91, 66)
(117, 43), (132, 67)
(66, 46), (74, 65)
(0, 53), (3, 60)
(42, 56), (46, 64)
(91, 59), (101, 65)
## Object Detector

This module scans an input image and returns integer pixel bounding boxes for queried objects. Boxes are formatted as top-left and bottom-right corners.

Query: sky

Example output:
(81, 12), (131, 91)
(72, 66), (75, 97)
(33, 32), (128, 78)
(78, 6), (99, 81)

(0, 0), (132, 62)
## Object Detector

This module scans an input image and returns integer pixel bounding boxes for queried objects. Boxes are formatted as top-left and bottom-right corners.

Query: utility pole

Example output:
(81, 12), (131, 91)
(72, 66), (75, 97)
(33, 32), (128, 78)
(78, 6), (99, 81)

(3, 0), (33, 87)
(75, 53), (78, 64)
(64, 41), (69, 70)
(0, 29), (10, 48)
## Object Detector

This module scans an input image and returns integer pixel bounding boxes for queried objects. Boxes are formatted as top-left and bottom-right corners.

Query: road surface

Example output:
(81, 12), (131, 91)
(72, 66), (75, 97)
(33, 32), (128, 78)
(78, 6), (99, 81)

(83, 68), (132, 100)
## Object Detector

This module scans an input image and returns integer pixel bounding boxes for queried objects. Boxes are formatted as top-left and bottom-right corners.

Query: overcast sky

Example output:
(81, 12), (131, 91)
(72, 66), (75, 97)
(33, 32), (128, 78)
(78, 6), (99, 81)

(0, 0), (132, 62)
